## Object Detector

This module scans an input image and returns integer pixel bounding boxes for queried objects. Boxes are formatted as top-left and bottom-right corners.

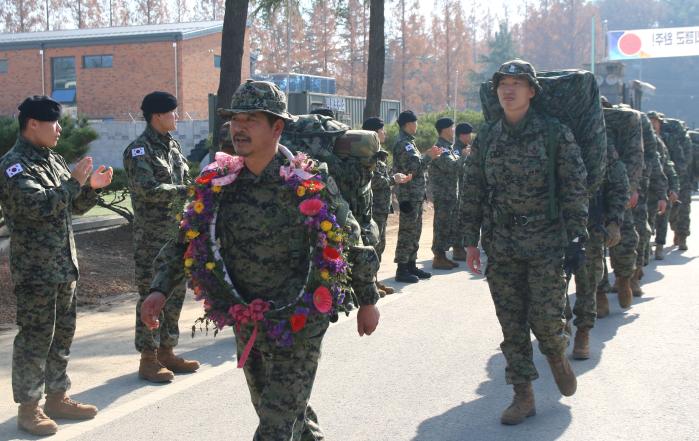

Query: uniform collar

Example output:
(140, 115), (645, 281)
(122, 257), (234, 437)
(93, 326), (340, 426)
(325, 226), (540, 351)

(501, 108), (538, 137)
(15, 135), (52, 159)
(145, 124), (173, 145)
(399, 129), (415, 142)
(239, 150), (285, 184)
(436, 137), (453, 148)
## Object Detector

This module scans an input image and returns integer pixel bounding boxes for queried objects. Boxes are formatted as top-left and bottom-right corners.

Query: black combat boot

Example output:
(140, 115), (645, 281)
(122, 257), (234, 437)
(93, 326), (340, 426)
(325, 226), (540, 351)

(408, 261), (432, 279)
(395, 263), (419, 283)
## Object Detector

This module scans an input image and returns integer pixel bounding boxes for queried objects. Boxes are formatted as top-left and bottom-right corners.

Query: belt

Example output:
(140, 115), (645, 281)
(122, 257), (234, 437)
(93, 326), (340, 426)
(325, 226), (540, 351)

(510, 213), (548, 226)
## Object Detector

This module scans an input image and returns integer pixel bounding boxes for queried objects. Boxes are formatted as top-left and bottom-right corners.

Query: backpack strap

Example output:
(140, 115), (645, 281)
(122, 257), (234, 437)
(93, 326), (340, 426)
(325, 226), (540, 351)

(545, 121), (560, 221)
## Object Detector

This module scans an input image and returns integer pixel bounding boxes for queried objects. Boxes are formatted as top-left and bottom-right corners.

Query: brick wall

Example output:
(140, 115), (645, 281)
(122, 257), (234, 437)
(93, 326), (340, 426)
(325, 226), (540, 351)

(0, 49), (44, 116)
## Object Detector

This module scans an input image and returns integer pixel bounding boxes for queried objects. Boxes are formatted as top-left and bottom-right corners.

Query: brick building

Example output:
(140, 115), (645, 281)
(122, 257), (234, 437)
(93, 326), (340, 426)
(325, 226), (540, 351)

(0, 21), (250, 120)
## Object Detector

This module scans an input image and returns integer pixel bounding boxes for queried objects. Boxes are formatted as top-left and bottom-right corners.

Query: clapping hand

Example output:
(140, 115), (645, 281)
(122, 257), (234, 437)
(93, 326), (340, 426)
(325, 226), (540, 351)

(90, 165), (114, 190)
(426, 145), (444, 159)
(71, 157), (94, 186)
(393, 173), (413, 184)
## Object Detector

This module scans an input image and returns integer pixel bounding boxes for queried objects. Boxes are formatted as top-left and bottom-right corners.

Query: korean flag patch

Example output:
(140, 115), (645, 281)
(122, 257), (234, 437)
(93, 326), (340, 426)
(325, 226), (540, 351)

(405, 144), (415, 152)
(5, 163), (23, 178)
(131, 147), (146, 157)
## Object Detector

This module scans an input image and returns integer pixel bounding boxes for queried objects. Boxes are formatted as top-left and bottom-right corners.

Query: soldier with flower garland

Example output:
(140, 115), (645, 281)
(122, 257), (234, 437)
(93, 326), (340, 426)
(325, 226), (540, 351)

(141, 80), (380, 441)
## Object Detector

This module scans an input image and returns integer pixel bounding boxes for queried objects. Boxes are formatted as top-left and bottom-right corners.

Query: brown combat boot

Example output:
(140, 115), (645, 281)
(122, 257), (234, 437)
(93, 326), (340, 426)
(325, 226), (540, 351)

(596, 288), (610, 318)
(572, 328), (590, 360)
(677, 235), (688, 251)
(18, 400), (58, 436)
(44, 393), (98, 420)
(546, 355), (577, 396)
(432, 252), (456, 270)
(158, 346), (200, 374)
(452, 247), (467, 261)
(500, 382), (536, 425)
(617, 276), (633, 308)
(375, 283), (386, 298)
(139, 349), (175, 382)
(673, 233), (679, 246)
(376, 281), (395, 295)
(631, 268), (644, 297)
(655, 243), (665, 260)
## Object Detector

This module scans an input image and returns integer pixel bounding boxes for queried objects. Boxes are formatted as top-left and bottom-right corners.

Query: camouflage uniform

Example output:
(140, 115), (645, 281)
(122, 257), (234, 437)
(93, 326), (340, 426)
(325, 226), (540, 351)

(650, 136), (679, 247)
(0, 137), (99, 403)
(460, 109), (588, 384)
(663, 121), (693, 240)
(123, 125), (190, 353)
(371, 158), (395, 261)
(392, 129), (431, 264)
(452, 139), (470, 250)
(151, 152), (379, 440)
(429, 137), (460, 254)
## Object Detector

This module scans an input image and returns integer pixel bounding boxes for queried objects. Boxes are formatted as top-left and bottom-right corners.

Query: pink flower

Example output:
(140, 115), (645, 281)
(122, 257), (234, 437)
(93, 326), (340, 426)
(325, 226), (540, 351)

(313, 286), (333, 313)
(299, 198), (324, 216)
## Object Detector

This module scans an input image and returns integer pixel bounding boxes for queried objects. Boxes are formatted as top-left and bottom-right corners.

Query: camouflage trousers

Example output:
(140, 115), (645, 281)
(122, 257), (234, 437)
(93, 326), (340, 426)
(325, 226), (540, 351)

(236, 316), (329, 441)
(134, 237), (186, 353)
(394, 200), (424, 264)
(670, 184), (692, 237)
(652, 199), (670, 245)
(431, 198), (457, 254)
(486, 254), (569, 385)
(13, 280), (77, 403)
(372, 212), (389, 262)
(571, 229), (605, 330)
(609, 208), (638, 278)
(633, 191), (651, 268)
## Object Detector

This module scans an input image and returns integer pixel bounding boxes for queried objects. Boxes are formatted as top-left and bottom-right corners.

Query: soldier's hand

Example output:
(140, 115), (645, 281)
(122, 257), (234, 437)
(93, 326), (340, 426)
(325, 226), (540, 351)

(90, 165), (114, 189)
(393, 173), (412, 184)
(357, 305), (380, 336)
(627, 190), (639, 209)
(141, 291), (167, 330)
(462, 147), (471, 156)
(466, 246), (481, 274)
(657, 199), (668, 216)
(71, 157), (94, 186)
(605, 222), (622, 248)
(425, 145), (443, 160)
(669, 191), (679, 204)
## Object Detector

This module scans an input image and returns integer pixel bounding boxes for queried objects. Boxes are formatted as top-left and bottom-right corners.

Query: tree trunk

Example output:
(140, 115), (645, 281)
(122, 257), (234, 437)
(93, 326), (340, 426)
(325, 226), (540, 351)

(364, 0), (384, 120)
(212, 0), (248, 156)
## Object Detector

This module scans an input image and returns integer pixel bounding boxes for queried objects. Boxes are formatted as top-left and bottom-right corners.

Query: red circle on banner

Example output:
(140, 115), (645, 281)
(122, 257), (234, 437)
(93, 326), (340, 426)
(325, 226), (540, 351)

(618, 32), (642, 56)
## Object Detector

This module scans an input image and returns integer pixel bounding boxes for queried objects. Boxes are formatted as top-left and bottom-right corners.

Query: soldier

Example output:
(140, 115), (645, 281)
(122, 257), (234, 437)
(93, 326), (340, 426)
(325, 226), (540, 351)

(451, 122), (473, 261)
(665, 120), (693, 251)
(363, 117), (412, 296)
(429, 117), (461, 269)
(140, 80), (381, 440)
(461, 60), (588, 425)
(308, 107), (335, 119)
(0, 96), (112, 436)
(123, 92), (199, 383)
(392, 110), (443, 283)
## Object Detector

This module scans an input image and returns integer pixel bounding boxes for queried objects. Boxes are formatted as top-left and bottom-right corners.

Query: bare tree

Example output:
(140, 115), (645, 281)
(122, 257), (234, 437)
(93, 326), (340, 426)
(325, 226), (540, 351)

(364, 0), (385, 119)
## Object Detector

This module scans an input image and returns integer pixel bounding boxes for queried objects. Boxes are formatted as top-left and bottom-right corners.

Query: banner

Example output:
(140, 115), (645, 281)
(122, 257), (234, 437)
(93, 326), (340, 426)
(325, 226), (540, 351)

(608, 26), (699, 60)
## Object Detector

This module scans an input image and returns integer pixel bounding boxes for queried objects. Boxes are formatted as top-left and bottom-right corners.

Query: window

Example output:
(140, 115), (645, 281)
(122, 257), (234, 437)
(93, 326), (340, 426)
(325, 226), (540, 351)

(52, 57), (76, 103)
(83, 55), (112, 68)
(0, 59), (7, 74)
(214, 55), (221, 68)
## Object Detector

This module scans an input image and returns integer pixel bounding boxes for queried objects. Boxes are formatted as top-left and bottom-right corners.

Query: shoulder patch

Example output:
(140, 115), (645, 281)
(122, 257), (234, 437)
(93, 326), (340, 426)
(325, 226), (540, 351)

(405, 144), (415, 152)
(326, 176), (340, 196)
(563, 130), (576, 143)
(131, 147), (146, 157)
(5, 163), (23, 178)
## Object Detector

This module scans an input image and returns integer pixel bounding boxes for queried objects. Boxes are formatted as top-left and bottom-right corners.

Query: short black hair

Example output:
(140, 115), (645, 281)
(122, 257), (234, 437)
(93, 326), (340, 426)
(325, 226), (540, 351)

(144, 112), (153, 123)
(18, 113), (29, 131)
(262, 112), (283, 127)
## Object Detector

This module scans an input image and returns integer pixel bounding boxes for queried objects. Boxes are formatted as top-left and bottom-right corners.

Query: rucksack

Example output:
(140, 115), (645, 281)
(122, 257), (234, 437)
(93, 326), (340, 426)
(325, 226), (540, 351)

(602, 106), (644, 190)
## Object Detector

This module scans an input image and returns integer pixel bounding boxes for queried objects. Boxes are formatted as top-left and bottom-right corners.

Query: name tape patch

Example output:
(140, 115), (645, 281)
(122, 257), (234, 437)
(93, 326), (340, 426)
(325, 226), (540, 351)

(131, 147), (146, 157)
(5, 163), (23, 178)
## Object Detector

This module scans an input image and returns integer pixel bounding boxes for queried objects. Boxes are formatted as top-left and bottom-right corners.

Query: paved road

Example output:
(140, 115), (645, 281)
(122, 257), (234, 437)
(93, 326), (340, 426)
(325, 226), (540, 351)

(1, 197), (698, 440)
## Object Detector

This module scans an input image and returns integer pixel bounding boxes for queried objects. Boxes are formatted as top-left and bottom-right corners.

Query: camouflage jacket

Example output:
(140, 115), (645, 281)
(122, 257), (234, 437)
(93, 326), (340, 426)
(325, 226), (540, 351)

(598, 140), (630, 227)
(661, 123), (689, 178)
(656, 136), (680, 195)
(454, 139), (470, 196)
(603, 108), (644, 194)
(428, 137), (460, 202)
(329, 155), (377, 246)
(123, 125), (190, 241)
(392, 130), (431, 202)
(460, 110), (588, 259)
(0, 137), (98, 283)
(640, 114), (668, 201)
(151, 151), (379, 310)
(371, 159), (394, 216)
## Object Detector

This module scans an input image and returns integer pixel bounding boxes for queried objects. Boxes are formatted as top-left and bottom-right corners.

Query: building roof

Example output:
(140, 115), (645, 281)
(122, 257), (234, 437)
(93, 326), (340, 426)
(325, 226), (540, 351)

(0, 21), (223, 50)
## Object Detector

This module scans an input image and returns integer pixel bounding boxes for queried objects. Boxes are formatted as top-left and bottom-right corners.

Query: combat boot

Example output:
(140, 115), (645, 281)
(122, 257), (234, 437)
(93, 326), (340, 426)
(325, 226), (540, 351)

(546, 355), (577, 396)
(500, 382), (536, 425)
(395, 263), (419, 283)
(432, 252), (455, 270)
(655, 243), (665, 260)
(408, 261), (432, 279)
(139, 349), (175, 382)
(617, 276), (633, 308)
(17, 400), (58, 436)
(452, 247), (467, 261)
(631, 268), (644, 297)
(376, 281), (395, 295)
(158, 346), (201, 373)
(44, 393), (98, 420)
(572, 328), (590, 360)
(677, 235), (688, 251)
(377, 284), (386, 298)
(673, 234), (679, 246)
(596, 288), (610, 318)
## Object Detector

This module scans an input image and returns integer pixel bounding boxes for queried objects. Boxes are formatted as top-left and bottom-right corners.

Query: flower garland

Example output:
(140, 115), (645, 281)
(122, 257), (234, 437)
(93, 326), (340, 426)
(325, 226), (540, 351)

(181, 147), (353, 367)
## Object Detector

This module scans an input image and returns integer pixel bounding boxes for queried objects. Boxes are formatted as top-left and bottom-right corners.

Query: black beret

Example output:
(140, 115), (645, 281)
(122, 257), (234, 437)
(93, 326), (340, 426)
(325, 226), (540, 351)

(455, 123), (473, 136)
(309, 107), (335, 119)
(397, 110), (418, 126)
(435, 117), (454, 132)
(362, 117), (384, 131)
(141, 91), (177, 114)
(18, 96), (61, 122)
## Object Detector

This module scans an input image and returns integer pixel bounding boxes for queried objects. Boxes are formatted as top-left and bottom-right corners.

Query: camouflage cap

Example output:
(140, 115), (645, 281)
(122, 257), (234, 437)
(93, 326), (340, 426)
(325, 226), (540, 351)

(218, 79), (294, 120)
(492, 59), (542, 94)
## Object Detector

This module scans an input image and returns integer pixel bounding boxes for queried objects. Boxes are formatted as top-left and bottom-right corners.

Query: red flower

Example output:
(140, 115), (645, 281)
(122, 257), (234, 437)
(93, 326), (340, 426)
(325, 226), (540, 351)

(289, 313), (307, 333)
(323, 246), (340, 261)
(313, 286), (333, 313)
(299, 198), (324, 216)
(302, 180), (326, 193)
(195, 170), (218, 184)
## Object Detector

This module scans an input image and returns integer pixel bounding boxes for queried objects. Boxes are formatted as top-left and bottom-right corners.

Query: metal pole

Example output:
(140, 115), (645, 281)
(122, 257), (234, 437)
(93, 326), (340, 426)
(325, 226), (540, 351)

(173, 42), (178, 99)
(454, 69), (458, 122)
(286, 0), (291, 94)
(591, 16), (596, 74)
(40, 48), (45, 95)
